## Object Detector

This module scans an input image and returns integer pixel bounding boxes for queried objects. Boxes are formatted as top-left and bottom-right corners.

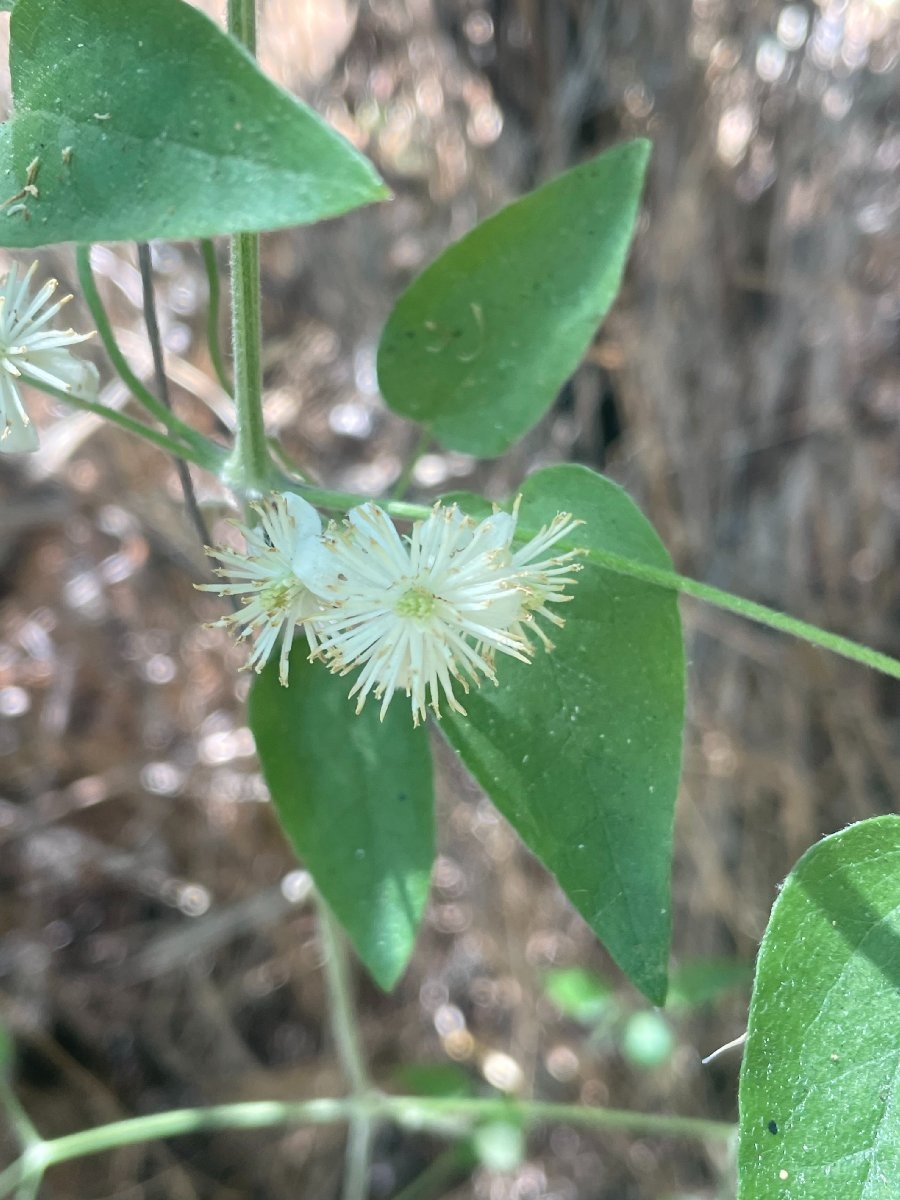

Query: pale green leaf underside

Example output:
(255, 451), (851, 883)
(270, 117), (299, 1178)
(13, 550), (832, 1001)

(0, 0), (385, 247)
(249, 649), (434, 991)
(738, 815), (900, 1199)
(442, 465), (684, 1003)
(378, 140), (650, 457)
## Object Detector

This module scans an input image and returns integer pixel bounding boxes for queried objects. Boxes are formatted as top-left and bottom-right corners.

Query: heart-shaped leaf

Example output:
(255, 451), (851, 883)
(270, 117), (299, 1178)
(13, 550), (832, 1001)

(0, 0), (385, 247)
(378, 140), (649, 456)
(250, 648), (434, 991)
(738, 815), (900, 1199)
(442, 465), (684, 1002)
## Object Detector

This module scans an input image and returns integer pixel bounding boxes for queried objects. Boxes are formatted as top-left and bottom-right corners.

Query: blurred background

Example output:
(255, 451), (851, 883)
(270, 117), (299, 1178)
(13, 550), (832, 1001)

(1, 1), (899, 1196)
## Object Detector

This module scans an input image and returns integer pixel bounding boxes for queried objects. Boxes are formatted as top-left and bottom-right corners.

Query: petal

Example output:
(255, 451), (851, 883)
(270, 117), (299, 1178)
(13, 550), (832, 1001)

(293, 537), (341, 599)
(472, 509), (516, 552)
(284, 492), (323, 548)
(0, 401), (39, 453)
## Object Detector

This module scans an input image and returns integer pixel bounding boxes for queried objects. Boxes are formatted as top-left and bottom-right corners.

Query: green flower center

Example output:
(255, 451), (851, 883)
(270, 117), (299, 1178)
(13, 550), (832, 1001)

(394, 584), (436, 619)
(261, 580), (296, 614)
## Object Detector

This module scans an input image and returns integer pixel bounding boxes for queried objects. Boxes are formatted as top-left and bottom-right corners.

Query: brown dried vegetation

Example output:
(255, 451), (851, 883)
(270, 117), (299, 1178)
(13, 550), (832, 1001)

(1, 2), (898, 1197)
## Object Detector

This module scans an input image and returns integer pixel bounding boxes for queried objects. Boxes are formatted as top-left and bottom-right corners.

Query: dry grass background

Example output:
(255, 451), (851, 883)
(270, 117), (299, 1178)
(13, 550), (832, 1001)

(1, 1), (899, 1197)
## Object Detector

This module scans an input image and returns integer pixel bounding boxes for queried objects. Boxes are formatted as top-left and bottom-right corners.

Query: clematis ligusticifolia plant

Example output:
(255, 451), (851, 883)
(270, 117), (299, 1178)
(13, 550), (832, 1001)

(201, 492), (584, 724)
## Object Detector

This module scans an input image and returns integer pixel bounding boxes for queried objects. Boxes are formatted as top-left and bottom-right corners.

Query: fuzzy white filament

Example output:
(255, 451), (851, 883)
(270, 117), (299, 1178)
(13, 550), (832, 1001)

(201, 494), (584, 723)
(0, 261), (100, 453)
(197, 493), (329, 686)
(309, 500), (584, 725)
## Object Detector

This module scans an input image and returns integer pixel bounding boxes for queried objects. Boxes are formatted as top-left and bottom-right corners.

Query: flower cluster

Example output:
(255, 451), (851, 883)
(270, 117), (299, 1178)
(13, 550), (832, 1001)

(201, 492), (583, 724)
(0, 262), (99, 454)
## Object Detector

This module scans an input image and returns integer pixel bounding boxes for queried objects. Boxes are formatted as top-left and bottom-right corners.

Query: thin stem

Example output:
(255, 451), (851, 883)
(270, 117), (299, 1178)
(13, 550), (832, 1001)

(222, 0), (277, 496)
(200, 239), (233, 396)
(584, 547), (900, 682)
(18, 371), (225, 471)
(0, 1093), (735, 1198)
(317, 906), (370, 1095)
(317, 903), (374, 1200)
(224, 231), (277, 493)
(391, 427), (432, 501)
(0, 1078), (40, 1149)
(75, 245), (216, 459)
(137, 243), (212, 547)
(288, 482), (900, 683)
(342, 1116), (375, 1200)
(227, 0), (256, 54)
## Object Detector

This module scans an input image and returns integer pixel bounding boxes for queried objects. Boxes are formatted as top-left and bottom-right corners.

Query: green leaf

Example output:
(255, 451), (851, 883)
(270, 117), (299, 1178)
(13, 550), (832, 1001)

(0, 0), (386, 247)
(738, 815), (900, 1200)
(442, 464), (684, 1003)
(249, 648), (434, 991)
(667, 957), (753, 1010)
(377, 140), (649, 457)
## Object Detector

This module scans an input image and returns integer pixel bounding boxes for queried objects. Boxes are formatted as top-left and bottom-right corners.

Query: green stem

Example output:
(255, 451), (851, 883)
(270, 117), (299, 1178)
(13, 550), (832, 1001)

(200, 240), (233, 397)
(317, 906), (370, 1095)
(391, 427), (432, 501)
(317, 903), (374, 1200)
(227, 0), (256, 53)
(223, 230), (277, 494)
(342, 1117), (375, 1200)
(288, 482), (900, 682)
(0, 1079), (40, 1150)
(137, 242), (212, 548)
(18, 371), (225, 471)
(75, 245), (215, 459)
(0, 1094), (735, 1197)
(586, 548), (900, 681)
(222, 0), (277, 496)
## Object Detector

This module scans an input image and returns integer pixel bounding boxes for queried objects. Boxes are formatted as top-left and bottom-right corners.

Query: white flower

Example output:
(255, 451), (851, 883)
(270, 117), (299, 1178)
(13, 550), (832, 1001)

(198, 493), (330, 686)
(0, 261), (100, 454)
(307, 500), (583, 725)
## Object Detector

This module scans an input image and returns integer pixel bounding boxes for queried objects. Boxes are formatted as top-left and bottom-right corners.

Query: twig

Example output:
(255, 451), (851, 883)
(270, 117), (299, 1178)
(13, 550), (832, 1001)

(137, 242), (212, 548)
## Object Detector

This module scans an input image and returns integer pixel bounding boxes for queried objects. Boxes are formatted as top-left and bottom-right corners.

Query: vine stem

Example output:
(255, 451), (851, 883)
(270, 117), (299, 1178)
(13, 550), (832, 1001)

(199, 239), (233, 396)
(288, 482), (900, 682)
(0, 1093), (735, 1198)
(391, 427), (432, 501)
(137, 242), (212, 548)
(74, 244), (217, 461)
(317, 902), (375, 1200)
(317, 904), (370, 1095)
(223, 228), (279, 494)
(223, 0), (277, 496)
(18, 371), (225, 471)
